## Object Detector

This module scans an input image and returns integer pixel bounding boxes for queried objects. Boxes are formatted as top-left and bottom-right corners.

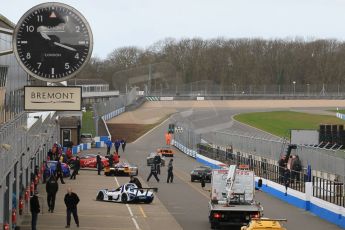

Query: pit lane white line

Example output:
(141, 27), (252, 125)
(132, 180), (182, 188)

(114, 177), (141, 230)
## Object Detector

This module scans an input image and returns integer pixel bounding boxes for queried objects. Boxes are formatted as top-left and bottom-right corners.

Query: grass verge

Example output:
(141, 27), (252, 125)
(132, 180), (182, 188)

(234, 111), (345, 139)
(81, 110), (96, 137)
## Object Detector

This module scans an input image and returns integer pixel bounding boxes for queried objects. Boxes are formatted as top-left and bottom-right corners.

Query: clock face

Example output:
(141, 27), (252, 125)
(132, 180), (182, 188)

(13, 2), (93, 82)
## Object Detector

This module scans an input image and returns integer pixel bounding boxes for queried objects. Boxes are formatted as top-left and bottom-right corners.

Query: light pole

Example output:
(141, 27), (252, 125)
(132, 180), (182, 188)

(292, 81), (296, 95)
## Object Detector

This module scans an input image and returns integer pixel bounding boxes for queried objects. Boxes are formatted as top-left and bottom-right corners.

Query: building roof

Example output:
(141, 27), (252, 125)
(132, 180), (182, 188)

(67, 78), (109, 86)
(0, 14), (15, 29)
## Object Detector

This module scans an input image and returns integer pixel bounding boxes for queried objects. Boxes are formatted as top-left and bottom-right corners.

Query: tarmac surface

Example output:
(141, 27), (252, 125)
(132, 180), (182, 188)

(19, 148), (182, 230)
(19, 100), (344, 230)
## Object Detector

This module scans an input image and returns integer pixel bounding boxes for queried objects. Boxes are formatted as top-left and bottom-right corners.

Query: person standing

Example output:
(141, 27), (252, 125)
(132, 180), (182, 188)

(70, 157), (80, 180)
(147, 163), (160, 182)
(154, 154), (162, 175)
(96, 154), (102, 175)
(129, 175), (142, 189)
(167, 159), (174, 183)
(106, 138), (112, 155)
(114, 139), (121, 154)
(108, 153), (114, 168)
(46, 175), (59, 213)
(64, 187), (80, 228)
(30, 190), (40, 230)
(121, 138), (126, 152)
(55, 160), (65, 184)
(283, 167), (290, 196)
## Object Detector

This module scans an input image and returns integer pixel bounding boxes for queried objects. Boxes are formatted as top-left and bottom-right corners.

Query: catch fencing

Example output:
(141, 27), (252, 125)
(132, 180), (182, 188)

(198, 144), (306, 193)
(148, 81), (345, 98)
(174, 124), (345, 206)
(211, 131), (345, 181)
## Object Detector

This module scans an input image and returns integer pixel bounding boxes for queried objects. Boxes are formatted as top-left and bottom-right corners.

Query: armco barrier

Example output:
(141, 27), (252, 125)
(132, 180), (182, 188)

(173, 140), (197, 158)
(175, 141), (345, 229)
(102, 107), (125, 121)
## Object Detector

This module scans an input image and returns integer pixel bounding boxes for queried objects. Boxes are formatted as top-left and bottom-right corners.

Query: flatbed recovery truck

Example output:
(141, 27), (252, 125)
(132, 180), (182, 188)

(208, 165), (263, 229)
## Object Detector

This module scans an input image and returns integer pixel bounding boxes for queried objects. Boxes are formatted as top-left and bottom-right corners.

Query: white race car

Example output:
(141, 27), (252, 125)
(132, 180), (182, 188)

(96, 183), (156, 204)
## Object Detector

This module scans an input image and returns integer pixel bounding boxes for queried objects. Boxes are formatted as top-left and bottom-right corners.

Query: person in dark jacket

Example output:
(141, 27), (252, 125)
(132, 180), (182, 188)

(291, 155), (302, 182)
(278, 155), (286, 183)
(167, 159), (174, 183)
(64, 187), (80, 228)
(105, 138), (112, 155)
(30, 190), (40, 230)
(147, 163), (160, 182)
(70, 157), (80, 180)
(129, 175), (142, 189)
(154, 154), (162, 175)
(55, 160), (65, 184)
(283, 167), (290, 196)
(121, 138), (126, 152)
(114, 139), (121, 154)
(46, 175), (59, 213)
(96, 154), (102, 175)
(108, 153), (114, 168)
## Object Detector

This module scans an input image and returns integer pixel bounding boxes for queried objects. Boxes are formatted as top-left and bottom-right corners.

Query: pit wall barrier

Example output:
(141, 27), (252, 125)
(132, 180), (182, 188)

(173, 139), (345, 229)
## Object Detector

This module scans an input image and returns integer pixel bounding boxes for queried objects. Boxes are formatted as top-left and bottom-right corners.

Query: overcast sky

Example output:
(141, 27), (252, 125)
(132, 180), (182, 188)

(3, 0), (345, 59)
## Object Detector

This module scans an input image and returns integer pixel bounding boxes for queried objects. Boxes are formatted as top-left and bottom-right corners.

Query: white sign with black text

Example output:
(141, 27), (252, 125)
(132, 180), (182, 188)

(24, 86), (81, 111)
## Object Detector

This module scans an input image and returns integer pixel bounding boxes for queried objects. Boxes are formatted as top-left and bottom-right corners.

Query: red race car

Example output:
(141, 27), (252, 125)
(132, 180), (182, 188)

(70, 154), (119, 168)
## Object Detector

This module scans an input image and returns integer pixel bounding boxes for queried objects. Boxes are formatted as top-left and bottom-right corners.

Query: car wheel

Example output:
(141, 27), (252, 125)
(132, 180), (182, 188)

(121, 193), (128, 203)
(96, 192), (104, 201)
(191, 177), (194, 182)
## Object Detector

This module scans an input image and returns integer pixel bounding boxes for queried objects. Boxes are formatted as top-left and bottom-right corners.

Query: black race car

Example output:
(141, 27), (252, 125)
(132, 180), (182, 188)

(190, 165), (212, 182)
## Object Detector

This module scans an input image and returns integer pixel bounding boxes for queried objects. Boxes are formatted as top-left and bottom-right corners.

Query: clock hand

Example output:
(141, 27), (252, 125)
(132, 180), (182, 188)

(40, 32), (51, 40)
(53, 42), (77, 51)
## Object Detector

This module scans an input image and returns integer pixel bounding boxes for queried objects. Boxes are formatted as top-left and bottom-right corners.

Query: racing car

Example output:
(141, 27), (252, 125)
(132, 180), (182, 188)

(241, 218), (287, 230)
(96, 183), (157, 204)
(104, 162), (138, 176)
(44, 161), (70, 178)
(157, 146), (175, 157)
(70, 154), (119, 168)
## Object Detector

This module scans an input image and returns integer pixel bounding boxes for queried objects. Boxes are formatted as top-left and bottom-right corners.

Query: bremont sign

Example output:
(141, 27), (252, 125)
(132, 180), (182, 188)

(24, 86), (81, 111)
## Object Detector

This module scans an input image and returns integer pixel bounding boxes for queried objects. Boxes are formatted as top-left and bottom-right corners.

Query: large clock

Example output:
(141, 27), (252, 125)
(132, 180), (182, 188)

(13, 2), (93, 82)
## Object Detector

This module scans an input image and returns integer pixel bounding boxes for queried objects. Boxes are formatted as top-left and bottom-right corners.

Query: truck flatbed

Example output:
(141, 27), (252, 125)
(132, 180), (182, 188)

(209, 201), (262, 212)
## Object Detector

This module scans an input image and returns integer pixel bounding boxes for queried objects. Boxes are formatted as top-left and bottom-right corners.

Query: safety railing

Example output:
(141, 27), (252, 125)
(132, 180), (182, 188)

(313, 176), (345, 207)
(198, 145), (306, 193)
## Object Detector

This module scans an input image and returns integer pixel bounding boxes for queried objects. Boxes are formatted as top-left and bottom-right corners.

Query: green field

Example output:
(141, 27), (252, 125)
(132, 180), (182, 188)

(81, 110), (96, 137)
(332, 109), (345, 114)
(234, 111), (345, 139)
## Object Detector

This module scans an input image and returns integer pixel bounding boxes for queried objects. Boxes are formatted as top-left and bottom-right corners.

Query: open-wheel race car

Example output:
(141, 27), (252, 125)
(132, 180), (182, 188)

(104, 162), (138, 176)
(96, 183), (157, 204)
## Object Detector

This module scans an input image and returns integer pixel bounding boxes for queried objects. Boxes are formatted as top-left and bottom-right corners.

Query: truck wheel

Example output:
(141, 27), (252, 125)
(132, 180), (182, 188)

(191, 177), (195, 182)
(210, 223), (218, 229)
